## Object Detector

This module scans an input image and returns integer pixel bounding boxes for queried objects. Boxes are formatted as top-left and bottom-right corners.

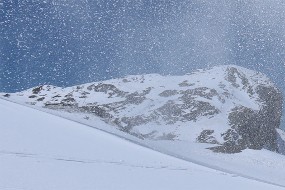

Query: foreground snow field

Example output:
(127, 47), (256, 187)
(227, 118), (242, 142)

(0, 99), (284, 190)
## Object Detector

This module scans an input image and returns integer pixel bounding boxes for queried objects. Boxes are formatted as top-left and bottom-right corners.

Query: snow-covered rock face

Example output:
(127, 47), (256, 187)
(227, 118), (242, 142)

(2, 65), (283, 153)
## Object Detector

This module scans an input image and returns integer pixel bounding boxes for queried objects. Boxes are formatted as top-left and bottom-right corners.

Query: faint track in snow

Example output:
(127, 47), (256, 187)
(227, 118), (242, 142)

(0, 150), (190, 171)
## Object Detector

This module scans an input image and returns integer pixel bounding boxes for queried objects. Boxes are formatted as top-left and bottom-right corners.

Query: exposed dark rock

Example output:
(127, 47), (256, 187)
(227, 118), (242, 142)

(159, 90), (179, 97)
(44, 102), (61, 106)
(208, 145), (243, 154)
(32, 86), (43, 94)
(179, 80), (194, 87)
(157, 101), (183, 123)
(80, 105), (112, 119)
(180, 87), (220, 101)
(225, 85), (283, 153)
(225, 67), (254, 95)
(125, 87), (151, 105)
(197, 130), (219, 144)
(122, 78), (130, 83)
(3, 93), (10, 98)
(182, 101), (220, 121)
(222, 129), (242, 146)
(81, 91), (90, 95)
(52, 94), (61, 98)
(29, 95), (37, 98)
(61, 97), (77, 106)
(208, 129), (245, 154)
(64, 93), (73, 98)
(87, 83), (127, 97)
(120, 114), (158, 130)
(37, 97), (45, 101)
(125, 93), (146, 105)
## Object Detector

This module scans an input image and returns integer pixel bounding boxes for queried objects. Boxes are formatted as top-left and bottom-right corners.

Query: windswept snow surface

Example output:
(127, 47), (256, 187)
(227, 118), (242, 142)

(0, 99), (284, 190)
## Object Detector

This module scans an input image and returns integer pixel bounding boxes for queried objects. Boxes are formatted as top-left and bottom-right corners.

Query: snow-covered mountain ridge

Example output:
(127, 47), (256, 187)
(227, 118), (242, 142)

(2, 65), (284, 153)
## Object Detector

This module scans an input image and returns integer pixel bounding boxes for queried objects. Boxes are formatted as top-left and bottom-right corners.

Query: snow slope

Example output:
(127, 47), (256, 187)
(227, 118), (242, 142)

(0, 99), (284, 190)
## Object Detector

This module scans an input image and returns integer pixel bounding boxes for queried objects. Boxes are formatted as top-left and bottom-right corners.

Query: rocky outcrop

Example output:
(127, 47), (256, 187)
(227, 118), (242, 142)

(2, 65), (284, 154)
(209, 69), (283, 153)
(224, 86), (282, 152)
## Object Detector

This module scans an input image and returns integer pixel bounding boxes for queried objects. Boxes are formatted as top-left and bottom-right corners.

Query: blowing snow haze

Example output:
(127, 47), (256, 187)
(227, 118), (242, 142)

(2, 2), (285, 188)
(1, 1), (285, 98)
